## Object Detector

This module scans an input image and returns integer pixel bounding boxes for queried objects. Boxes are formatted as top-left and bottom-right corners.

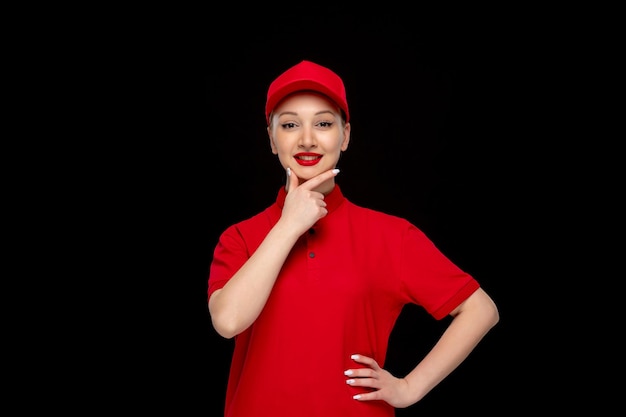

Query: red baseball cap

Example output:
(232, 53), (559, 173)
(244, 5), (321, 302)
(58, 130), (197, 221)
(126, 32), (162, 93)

(265, 60), (350, 124)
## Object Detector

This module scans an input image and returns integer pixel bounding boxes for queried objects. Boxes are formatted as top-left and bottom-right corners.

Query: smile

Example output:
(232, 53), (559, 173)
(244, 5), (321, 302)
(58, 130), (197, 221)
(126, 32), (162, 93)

(294, 153), (322, 166)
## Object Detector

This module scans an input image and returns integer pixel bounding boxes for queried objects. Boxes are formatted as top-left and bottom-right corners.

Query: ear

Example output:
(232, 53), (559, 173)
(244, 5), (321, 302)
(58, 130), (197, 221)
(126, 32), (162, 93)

(340, 122), (351, 151)
(267, 126), (278, 155)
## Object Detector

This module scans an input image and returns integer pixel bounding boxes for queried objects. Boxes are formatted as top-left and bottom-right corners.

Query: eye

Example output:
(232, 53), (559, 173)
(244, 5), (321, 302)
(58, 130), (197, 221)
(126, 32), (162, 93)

(317, 121), (333, 128)
(280, 122), (297, 129)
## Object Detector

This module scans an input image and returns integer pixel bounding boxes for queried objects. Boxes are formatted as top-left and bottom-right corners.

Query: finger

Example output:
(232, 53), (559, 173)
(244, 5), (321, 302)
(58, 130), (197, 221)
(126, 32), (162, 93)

(300, 168), (340, 191)
(350, 354), (379, 370)
(285, 167), (299, 193)
(352, 391), (381, 401)
(346, 376), (379, 388)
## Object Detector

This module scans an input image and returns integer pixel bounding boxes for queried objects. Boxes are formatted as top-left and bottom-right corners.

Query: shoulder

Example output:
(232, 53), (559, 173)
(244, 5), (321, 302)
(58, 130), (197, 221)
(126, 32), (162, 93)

(223, 204), (278, 236)
(344, 198), (411, 225)
(341, 199), (418, 236)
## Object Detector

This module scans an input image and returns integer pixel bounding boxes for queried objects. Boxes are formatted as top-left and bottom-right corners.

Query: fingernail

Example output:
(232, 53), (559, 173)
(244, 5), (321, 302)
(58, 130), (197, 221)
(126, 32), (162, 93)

(351, 354), (359, 360)
(332, 168), (340, 174)
(353, 394), (361, 400)
(346, 379), (355, 384)
(344, 370), (353, 376)
(287, 168), (291, 176)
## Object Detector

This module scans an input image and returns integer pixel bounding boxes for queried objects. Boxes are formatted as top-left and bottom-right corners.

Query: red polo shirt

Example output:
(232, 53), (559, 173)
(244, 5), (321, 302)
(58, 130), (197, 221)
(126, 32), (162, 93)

(208, 185), (479, 417)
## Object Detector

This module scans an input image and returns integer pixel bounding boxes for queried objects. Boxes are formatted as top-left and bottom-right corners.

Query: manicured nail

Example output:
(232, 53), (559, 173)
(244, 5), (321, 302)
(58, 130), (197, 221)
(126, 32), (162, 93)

(346, 379), (355, 384)
(351, 354), (359, 360)
(332, 168), (340, 174)
(353, 394), (361, 400)
(344, 370), (353, 376)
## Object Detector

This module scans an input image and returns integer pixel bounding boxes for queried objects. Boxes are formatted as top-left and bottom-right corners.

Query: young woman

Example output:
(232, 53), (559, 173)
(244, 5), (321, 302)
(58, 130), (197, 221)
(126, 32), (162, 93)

(208, 60), (499, 417)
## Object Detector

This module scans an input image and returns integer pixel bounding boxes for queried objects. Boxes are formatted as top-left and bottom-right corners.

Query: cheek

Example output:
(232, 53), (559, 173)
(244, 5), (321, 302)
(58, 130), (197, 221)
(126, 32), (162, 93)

(272, 136), (291, 154)
(273, 146), (290, 164)
(274, 143), (288, 156)
(337, 135), (348, 151)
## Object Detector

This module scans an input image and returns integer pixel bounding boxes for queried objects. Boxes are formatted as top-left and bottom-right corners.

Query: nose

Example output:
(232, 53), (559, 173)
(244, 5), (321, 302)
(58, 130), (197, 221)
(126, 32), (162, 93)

(298, 125), (317, 149)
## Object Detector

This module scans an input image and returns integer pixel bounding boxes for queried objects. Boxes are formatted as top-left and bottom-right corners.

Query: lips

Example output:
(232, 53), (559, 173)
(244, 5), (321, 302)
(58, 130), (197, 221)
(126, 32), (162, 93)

(294, 153), (322, 166)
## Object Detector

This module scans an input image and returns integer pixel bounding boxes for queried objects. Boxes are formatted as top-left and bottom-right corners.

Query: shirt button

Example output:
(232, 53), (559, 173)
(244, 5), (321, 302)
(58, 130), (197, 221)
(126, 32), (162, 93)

(309, 252), (315, 258)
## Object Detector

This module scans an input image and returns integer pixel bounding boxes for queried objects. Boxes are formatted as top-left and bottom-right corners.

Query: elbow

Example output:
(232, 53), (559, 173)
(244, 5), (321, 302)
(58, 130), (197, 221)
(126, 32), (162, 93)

(484, 296), (500, 329)
(208, 288), (260, 338)
(214, 326), (238, 340)
(210, 312), (241, 339)
(488, 302), (500, 329)
(209, 291), (242, 339)
(210, 305), (251, 339)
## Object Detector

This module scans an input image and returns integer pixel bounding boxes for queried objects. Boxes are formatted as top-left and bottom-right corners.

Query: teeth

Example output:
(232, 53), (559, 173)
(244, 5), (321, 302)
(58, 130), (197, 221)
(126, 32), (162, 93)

(298, 156), (318, 161)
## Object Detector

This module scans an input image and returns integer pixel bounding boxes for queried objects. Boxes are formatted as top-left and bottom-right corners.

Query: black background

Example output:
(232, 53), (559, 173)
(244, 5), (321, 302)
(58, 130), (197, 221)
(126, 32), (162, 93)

(82, 13), (588, 416)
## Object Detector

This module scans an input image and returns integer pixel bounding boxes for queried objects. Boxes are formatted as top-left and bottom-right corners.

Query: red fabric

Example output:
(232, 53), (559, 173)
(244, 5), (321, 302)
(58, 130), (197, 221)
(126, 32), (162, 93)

(208, 185), (479, 417)
(265, 60), (350, 123)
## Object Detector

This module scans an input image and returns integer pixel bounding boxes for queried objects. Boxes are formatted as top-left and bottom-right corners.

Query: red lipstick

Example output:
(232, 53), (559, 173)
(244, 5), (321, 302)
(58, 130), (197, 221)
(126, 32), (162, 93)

(294, 152), (322, 167)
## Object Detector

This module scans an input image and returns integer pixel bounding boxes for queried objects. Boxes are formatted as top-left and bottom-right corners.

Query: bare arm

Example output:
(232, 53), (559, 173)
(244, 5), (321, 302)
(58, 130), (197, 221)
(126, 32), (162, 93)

(346, 287), (499, 407)
(209, 168), (340, 339)
(400, 287), (499, 403)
